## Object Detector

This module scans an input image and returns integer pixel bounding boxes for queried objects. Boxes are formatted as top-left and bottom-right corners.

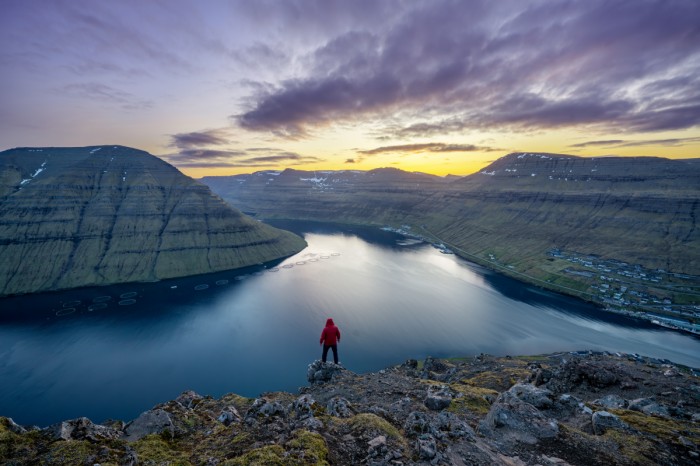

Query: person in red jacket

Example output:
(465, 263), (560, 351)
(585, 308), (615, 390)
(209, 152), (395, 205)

(320, 318), (341, 364)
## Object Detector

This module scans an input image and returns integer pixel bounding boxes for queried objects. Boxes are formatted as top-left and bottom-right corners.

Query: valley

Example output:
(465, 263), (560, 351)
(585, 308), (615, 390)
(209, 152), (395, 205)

(201, 153), (700, 333)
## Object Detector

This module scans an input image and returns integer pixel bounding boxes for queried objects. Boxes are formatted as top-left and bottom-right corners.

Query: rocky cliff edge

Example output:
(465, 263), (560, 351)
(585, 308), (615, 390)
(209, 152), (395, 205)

(1, 351), (699, 465)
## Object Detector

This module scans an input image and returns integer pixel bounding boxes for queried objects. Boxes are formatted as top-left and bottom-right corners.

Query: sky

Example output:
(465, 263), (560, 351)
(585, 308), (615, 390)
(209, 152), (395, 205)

(2, 0), (699, 177)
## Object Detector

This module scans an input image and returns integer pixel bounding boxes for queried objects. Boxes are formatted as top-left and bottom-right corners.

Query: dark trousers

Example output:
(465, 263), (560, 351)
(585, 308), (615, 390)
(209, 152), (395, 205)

(322, 344), (338, 364)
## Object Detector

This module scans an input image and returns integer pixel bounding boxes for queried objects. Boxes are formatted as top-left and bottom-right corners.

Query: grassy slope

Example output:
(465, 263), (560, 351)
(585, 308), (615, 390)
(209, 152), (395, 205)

(201, 154), (700, 312)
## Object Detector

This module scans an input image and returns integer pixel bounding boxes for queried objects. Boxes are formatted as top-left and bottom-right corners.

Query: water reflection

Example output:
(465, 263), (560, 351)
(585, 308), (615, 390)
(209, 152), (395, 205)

(1, 220), (698, 427)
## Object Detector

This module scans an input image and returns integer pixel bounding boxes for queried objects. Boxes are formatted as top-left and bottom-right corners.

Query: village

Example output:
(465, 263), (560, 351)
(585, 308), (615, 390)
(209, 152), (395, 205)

(550, 249), (700, 334)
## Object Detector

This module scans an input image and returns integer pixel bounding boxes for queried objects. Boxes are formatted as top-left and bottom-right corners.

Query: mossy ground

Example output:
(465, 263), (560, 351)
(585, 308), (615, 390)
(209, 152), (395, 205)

(133, 434), (192, 465)
(223, 430), (329, 466)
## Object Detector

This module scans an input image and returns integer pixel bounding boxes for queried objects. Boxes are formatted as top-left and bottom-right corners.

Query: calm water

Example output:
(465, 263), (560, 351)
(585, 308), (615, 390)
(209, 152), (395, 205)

(1, 221), (699, 426)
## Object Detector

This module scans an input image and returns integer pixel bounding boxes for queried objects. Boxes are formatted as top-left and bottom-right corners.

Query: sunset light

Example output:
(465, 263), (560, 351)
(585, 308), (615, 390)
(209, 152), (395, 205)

(2, 0), (698, 177)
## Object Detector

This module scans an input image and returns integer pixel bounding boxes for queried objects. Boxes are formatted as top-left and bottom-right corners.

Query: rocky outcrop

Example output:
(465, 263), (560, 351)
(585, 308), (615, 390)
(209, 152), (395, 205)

(2, 351), (698, 465)
(0, 146), (306, 296)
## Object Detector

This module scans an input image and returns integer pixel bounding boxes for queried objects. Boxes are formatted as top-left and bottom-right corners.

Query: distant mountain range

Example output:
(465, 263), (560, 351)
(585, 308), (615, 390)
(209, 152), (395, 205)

(201, 153), (700, 320)
(0, 146), (305, 297)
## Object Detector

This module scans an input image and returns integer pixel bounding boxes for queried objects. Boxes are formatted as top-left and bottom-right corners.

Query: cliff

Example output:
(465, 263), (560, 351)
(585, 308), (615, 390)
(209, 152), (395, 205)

(0, 146), (306, 296)
(1, 352), (698, 465)
(200, 154), (700, 324)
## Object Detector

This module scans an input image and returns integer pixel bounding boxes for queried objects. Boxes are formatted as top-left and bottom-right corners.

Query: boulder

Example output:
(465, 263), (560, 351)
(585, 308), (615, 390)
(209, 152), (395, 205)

(292, 394), (315, 420)
(307, 360), (345, 384)
(480, 388), (559, 446)
(217, 406), (241, 426)
(123, 409), (175, 442)
(628, 397), (670, 417)
(509, 383), (553, 409)
(591, 411), (629, 435)
(558, 394), (593, 416)
(404, 411), (432, 437)
(435, 411), (475, 440)
(175, 390), (203, 409)
(47, 417), (120, 442)
(416, 433), (438, 460)
(245, 397), (286, 424)
(327, 396), (354, 418)
(424, 385), (453, 411)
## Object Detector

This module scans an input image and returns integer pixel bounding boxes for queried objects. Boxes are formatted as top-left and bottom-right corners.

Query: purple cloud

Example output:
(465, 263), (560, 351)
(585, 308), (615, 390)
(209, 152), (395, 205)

(237, 0), (700, 137)
(571, 137), (700, 149)
(163, 148), (322, 168)
(170, 129), (231, 149)
(359, 142), (496, 155)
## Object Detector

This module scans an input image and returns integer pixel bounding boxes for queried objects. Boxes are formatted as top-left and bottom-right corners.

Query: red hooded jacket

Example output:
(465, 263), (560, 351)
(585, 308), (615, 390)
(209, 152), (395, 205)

(320, 318), (340, 346)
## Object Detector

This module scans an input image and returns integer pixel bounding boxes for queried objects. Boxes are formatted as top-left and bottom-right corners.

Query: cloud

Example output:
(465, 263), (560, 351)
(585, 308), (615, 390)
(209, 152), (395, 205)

(163, 147), (323, 168)
(58, 82), (153, 110)
(170, 129), (231, 149)
(236, 0), (700, 137)
(359, 142), (497, 155)
(569, 140), (626, 148)
(570, 137), (700, 149)
(617, 137), (700, 148)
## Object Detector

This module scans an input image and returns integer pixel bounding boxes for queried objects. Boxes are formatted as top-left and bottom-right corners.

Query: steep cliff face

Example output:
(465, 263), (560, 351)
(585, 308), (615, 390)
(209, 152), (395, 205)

(0, 146), (306, 296)
(200, 153), (699, 313)
(425, 153), (699, 274)
(201, 167), (449, 225)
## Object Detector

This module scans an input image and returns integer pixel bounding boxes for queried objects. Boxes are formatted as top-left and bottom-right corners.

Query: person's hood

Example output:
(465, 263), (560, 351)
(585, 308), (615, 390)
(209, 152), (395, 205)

(326, 318), (335, 326)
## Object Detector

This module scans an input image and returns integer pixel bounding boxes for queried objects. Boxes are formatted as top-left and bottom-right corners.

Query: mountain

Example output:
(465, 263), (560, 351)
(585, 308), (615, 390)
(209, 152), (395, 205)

(0, 146), (306, 297)
(2, 351), (698, 465)
(200, 154), (700, 319)
(200, 167), (450, 224)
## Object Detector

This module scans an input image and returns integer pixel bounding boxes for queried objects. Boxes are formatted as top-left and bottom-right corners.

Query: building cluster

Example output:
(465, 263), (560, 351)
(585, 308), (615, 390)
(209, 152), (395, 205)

(549, 249), (700, 334)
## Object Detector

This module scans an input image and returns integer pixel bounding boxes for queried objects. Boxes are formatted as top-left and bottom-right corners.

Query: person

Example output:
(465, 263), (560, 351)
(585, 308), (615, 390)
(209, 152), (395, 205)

(319, 318), (341, 364)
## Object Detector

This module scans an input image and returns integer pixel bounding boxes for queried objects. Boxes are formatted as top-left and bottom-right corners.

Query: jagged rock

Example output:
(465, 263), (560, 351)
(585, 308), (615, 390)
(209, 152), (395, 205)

(327, 396), (354, 418)
(2, 417), (26, 434)
(416, 433), (438, 460)
(292, 394), (315, 419)
(628, 397), (670, 417)
(404, 411), (432, 437)
(593, 394), (627, 409)
(217, 406), (241, 426)
(435, 411), (475, 440)
(123, 409), (175, 442)
(480, 388), (559, 447)
(558, 394), (592, 415)
(591, 411), (629, 435)
(509, 383), (553, 409)
(531, 367), (554, 386)
(175, 390), (203, 409)
(368, 434), (387, 448)
(545, 359), (620, 393)
(403, 359), (418, 369)
(245, 397), (286, 424)
(121, 446), (138, 466)
(4, 352), (699, 465)
(47, 417), (120, 442)
(425, 385), (452, 411)
(307, 359), (345, 384)
(423, 357), (449, 374)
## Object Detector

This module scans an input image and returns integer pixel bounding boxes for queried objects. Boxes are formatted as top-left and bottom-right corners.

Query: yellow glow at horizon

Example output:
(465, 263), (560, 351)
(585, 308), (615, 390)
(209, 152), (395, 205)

(172, 125), (700, 179)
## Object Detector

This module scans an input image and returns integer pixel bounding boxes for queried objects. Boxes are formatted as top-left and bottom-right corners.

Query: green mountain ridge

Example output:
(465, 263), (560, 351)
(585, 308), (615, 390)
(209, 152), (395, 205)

(200, 153), (700, 326)
(0, 146), (306, 297)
